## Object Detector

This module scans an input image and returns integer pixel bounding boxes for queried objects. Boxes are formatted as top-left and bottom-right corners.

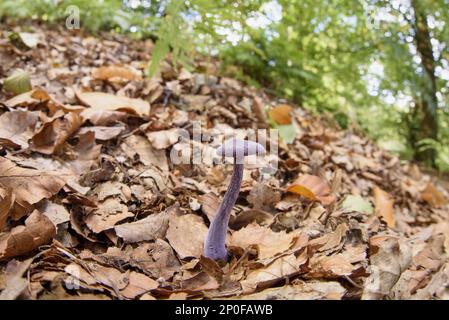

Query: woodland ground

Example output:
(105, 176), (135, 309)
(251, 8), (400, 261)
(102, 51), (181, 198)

(0, 22), (448, 300)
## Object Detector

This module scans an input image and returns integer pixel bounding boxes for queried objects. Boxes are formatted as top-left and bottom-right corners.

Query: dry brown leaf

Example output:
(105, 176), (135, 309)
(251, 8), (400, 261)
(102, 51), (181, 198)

(287, 174), (336, 205)
(229, 223), (297, 259)
(421, 183), (448, 207)
(115, 206), (177, 243)
(4, 88), (50, 108)
(240, 251), (308, 293)
(145, 128), (181, 150)
(77, 125), (125, 141)
(120, 271), (158, 299)
(309, 224), (348, 253)
(373, 186), (395, 228)
(0, 210), (56, 260)
(121, 135), (168, 171)
(69, 131), (102, 174)
(0, 258), (33, 300)
(180, 272), (220, 291)
(0, 157), (66, 211)
(309, 254), (358, 278)
(362, 235), (412, 299)
(247, 183), (281, 212)
(233, 281), (346, 300)
(77, 91), (150, 118)
(0, 188), (14, 230)
(85, 198), (133, 233)
(0, 110), (39, 149)
(30, 112), (82, 155)
(166, 214), (208, 259)
(92, 65), (141, 83)
(129, 240), (181, 280)
(40, 201), (70, 226)
(269, 104), (292, 125)
(198, 192), (221, 223)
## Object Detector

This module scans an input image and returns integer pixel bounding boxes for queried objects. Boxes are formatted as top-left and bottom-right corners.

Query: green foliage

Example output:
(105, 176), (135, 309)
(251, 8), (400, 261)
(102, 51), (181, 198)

(1, 0), (449, 171)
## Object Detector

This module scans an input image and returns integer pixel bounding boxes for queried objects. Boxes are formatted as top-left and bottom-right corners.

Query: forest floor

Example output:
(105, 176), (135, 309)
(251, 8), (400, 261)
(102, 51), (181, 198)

(0, 22), (448, 300)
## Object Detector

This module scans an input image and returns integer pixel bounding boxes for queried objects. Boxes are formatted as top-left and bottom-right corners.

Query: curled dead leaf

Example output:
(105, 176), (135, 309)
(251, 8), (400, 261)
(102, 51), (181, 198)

(373, 186), (395, 228)
(0, 210), (56, 260)
(287, 174), (336, 205)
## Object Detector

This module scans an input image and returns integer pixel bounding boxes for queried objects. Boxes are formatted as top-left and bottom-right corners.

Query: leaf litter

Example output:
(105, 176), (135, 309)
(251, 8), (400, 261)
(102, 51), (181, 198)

(0, 23), (449, 300)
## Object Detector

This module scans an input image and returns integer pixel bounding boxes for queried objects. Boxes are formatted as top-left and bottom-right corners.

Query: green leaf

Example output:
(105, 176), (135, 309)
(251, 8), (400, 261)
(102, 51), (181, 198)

(277, 124), (296, 144)
(9, 32), (39, 49)
(341, 195), (373, 214)
(3, 69), (32, 95)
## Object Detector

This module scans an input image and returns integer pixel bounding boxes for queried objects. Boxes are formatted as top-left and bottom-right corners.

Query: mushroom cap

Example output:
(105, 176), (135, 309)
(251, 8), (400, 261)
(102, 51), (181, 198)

(216, 138), (266, 160)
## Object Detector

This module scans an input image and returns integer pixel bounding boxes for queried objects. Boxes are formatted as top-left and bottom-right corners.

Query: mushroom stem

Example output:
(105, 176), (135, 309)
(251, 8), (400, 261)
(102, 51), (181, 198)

(204, 163), (243, 261)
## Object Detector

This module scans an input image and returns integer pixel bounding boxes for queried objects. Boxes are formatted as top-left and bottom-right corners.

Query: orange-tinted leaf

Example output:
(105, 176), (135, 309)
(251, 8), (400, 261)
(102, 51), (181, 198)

(287, 174), (334, 204)
(269, 104), (292, 125)
(92, 65), (141, 83)
(421, 183), (448, 207)
(373, 186), (395, 228)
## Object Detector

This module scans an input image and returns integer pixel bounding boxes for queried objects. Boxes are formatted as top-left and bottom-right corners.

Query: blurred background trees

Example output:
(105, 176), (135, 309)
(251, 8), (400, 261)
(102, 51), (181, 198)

(1, 0), (448, 171)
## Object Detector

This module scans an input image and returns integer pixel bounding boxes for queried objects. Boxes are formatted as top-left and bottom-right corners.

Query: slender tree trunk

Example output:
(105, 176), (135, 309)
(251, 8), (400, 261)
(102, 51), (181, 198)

(410, 0), (438, 167)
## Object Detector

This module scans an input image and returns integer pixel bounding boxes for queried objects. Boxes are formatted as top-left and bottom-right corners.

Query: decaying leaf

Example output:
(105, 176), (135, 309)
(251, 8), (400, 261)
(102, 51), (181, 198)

(230, 223), (297, 259)
(92, 65), (141, 83)
(0, 110), (39, 149)
(421, 183), (448, 207)
(373, 186), (395, 228)
(77, 91), (150, 118)
(0, 210), (56, 260)
(30, 112), (82, 155)
(0, 157), (66, 213)
(269, 104), (292, 125)
(166, 214), (208, 259)
(115, 206), (176, 243)
(287, 174), (336, 205)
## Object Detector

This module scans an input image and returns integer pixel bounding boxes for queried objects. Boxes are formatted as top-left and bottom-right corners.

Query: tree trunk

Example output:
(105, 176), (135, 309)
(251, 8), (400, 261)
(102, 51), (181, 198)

(410, 0), (438, 167)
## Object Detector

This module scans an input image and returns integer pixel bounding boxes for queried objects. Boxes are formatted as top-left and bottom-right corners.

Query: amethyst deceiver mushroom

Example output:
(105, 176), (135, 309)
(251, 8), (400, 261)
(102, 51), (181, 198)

(204, 138), (266, 261)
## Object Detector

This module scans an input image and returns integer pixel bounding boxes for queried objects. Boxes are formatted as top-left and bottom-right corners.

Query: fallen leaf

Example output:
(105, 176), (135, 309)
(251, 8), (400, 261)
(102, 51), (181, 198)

(0, 110), (39, 149)
(166, 214), (208, 259)
(30, 112), (82, 155)
(373, 186), (395, 228)
(230, 223), (297, 259)
(77, 125), (125, 141)
(40, 201), (70, 226)
(115, 206), (176, 243)
(92, 65), (141, 83)
(76, 91), (150, 118)
(85, 198), (133, 233)
(0, 258), (33, 300)
(0, 210), (56, 260)
(5, 88), (50, 108)
(129, 240), (181, 280)
(362, 236), (412, 299)
(3, 69), (32, 95)
(269, 104), (292, 125)
(120, 271), (158, 299)
(0, 189), (14, 230)
(340, 195), (373, 214)
(233, 281), (346, 300)
(240, 252), (307, 293)
(69, 131), (102, 174)
(0, 157), (66, 214)
(421, 183), (448, 207)
(121, 135), (168, 171)
(145, 128), (181, 149)
(287, 174), (336, 205)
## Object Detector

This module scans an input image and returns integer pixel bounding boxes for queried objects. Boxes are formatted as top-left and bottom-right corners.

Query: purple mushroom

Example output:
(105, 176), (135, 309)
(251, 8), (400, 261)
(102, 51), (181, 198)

(204, 138), (266, 261)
